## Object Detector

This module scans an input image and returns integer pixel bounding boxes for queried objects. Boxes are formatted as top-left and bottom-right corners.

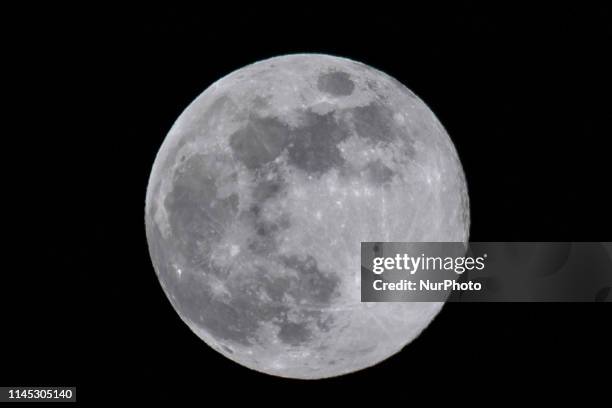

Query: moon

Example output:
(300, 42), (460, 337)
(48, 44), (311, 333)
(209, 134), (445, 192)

(145, 54), (469, 379)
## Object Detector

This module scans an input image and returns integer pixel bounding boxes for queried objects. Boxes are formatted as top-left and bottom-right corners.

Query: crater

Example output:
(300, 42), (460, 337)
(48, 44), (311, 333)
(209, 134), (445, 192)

(317, 71), (355, 96)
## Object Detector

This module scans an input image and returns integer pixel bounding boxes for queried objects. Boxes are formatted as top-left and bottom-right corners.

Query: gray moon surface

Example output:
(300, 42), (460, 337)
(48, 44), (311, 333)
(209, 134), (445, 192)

(145, 54), (470, 379)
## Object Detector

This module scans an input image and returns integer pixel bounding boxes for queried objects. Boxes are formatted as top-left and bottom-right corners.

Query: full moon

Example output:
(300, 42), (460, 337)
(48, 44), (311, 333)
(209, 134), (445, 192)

(145, 54), (469, 379)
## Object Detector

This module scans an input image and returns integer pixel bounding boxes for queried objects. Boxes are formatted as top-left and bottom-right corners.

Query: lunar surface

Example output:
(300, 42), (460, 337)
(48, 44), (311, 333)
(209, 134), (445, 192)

(145, 54), (469, 379)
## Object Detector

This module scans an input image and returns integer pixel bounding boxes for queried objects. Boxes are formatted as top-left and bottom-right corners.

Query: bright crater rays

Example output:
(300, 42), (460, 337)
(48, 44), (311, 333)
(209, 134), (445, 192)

(145, 54), (470, 379)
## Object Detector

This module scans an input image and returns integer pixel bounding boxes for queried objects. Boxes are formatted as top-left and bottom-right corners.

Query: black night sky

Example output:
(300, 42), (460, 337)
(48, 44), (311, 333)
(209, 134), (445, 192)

(4, 3), (610, 404)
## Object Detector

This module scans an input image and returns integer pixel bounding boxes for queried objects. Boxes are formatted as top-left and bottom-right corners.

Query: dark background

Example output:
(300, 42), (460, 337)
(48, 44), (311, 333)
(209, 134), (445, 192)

(4, 3), (610, 404)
